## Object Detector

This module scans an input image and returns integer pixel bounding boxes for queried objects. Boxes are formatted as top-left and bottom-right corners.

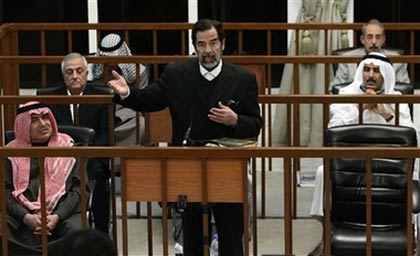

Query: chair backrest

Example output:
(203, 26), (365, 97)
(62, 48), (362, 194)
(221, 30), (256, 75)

(5, 130), (15, 144)
(331, 81), (414, 95)
(325, 124), (417, 226)
(331, 47), (405, 75)
(36, 84), (113, 95)
(330, 81), (414, 117)
(145, 108), (172, 145)
(58, 125), (95, 146)
(238, 63), (266, 94)
(5, 125), (95, 146)
(332, 47), (405, 56)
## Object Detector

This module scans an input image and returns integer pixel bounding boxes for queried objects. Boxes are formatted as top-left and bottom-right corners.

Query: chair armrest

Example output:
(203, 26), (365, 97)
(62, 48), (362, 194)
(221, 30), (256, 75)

(413, 180), (420, 213)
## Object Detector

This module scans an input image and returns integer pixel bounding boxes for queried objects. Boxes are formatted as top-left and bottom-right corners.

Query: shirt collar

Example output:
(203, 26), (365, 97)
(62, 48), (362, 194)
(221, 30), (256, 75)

(199, 60), (223, 81)
(66, 89), (83, 96)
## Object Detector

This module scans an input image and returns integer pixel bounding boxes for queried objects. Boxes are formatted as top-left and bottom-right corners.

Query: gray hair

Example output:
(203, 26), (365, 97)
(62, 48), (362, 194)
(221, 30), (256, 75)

(61, 52), (88, 74)
(361, 19), (385, 36)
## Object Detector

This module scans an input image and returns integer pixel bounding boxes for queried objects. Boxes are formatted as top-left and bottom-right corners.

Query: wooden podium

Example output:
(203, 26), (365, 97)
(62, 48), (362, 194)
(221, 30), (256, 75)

(119, 155), (250, 256)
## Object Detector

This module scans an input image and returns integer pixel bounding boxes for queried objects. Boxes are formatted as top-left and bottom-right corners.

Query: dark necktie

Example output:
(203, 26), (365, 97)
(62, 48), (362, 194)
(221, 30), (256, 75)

(73, 104), (79, 125)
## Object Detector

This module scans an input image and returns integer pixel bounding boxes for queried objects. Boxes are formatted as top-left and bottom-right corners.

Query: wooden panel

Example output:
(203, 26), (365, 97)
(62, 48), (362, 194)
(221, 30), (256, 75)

(123, 158), (245, 203)
(239, 63), (266, 94)
(145, 108), (172, 144)
(124, 159), (162, 201)
(206, 160), (244, 202)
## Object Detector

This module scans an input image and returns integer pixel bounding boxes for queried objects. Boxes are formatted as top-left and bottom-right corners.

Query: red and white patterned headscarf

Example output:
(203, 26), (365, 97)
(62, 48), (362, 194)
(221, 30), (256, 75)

(7, 101), (76, 213)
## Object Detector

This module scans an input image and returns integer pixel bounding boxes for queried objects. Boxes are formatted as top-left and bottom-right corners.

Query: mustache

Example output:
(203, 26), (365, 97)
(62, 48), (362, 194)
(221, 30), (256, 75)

(366, 78), (376, 83)
(203, 52), (215, 57)
(38, 126), (50, 132)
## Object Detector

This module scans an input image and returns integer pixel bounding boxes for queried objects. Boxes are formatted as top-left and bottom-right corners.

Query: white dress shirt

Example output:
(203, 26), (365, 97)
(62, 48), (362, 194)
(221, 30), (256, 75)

(199, 60), (223, 81)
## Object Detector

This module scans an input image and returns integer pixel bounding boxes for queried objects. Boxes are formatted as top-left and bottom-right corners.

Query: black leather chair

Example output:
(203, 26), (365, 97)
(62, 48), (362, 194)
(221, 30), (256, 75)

(325, 124), (419, 256)
(57, 125), (95, 146)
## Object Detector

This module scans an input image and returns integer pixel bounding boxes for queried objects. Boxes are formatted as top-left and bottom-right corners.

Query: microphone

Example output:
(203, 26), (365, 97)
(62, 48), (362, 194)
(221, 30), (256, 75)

(182, 126), (192, 146)
(182, 111), (194, 146)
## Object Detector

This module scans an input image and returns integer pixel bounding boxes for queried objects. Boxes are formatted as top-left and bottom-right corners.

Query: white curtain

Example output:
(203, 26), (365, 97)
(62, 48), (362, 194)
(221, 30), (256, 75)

(272, 0), (349, 146)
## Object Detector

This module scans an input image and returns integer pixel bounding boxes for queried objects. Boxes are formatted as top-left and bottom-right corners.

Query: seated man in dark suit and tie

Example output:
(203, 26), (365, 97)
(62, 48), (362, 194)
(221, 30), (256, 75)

(37, 52), (111, 234)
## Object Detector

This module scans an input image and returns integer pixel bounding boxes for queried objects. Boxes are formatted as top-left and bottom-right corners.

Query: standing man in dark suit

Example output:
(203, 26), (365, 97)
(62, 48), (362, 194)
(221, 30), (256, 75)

(107, 19), (262, 256)
(37, 53), (111, 234)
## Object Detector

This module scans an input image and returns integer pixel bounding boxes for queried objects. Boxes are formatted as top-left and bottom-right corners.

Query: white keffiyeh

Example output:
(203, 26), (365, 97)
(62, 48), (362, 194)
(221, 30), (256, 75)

(329, 52), (414, 129)
(93, 33), (146, 84)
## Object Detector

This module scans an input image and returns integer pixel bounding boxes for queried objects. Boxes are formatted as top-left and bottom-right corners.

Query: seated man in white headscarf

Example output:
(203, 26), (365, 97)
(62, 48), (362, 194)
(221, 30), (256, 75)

(92, 33), (148, 147)
(308, 52), (417, 255)
(4, 101), (82, 254)
(92, 33), (148, 88)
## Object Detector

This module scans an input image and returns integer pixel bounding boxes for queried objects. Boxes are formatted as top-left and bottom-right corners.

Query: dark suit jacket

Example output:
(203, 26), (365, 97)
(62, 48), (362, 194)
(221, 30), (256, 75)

(37, 85), (110, 177)
(113, 59), (262, 145)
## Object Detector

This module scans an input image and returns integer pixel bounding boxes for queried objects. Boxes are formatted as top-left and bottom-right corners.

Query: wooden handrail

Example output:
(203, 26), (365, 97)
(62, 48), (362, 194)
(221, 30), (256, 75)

(1, 22), (419, 255)
(1, 55), (419, 64)
(1, 146), (419, 160)
(4, 22), (420, 31)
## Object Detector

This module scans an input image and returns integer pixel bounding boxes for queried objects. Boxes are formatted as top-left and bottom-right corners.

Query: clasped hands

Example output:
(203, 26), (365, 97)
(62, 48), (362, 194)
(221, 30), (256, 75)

(23, 212), (59, 235)
(362, 88), (394, 120)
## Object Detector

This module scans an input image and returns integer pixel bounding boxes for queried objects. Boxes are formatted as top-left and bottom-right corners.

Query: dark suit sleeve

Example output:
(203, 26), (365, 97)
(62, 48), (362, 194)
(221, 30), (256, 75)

(52, 159), (82, 220)
(113, 64), (172, 113)
(93, 103), (110, 146)
(86, 88), (111, 178)
(233, 70), (262, 139)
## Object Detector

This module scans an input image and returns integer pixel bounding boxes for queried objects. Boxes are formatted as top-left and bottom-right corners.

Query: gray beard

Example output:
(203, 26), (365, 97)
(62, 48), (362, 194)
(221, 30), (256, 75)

(201, 60), (219, 71)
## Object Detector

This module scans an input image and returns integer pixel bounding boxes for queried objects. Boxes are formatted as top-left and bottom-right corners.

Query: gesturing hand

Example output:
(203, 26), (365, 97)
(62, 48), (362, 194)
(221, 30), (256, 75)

(107, 70), (129, 96)
(208, 101), (238, 127)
